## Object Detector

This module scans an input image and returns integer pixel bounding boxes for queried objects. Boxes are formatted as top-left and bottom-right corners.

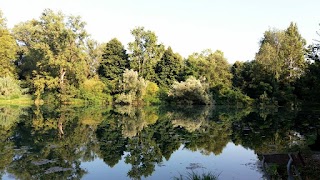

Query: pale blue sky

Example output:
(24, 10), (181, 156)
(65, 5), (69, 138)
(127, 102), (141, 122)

(1, 0), (319, 63)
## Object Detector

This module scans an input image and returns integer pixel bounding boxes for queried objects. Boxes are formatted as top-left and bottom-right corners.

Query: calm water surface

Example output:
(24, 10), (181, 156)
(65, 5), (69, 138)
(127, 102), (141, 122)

(80, 143), (262, 180)
(0, 105), (319, 179)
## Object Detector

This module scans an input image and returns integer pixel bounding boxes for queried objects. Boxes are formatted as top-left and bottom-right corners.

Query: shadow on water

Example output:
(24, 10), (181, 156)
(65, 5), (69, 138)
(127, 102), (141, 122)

(0, 104), (319, 179)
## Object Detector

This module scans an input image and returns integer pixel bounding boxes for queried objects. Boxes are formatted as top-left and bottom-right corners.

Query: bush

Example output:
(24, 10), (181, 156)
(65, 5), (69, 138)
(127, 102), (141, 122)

(212, 87), (253, 106)
(79, 76), (110, 104)
(0, 76), (23, 99)
(115, 69), (147, 105)
(143, 82), (160, 105)
(168, 76), (211, 105)
(81, 77), (105, 93)
(115, 92), (134, 105)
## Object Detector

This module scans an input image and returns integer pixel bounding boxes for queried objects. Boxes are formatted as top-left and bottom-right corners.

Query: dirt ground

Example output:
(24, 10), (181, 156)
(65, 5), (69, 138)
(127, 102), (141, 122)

(300, 152), (320, 179)
(260, 152), (320, 179)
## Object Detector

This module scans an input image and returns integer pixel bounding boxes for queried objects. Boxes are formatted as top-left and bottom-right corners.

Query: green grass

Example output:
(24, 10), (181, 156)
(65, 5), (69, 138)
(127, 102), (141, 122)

(0, 95), (33, 105)
(173, 171), (220, 180)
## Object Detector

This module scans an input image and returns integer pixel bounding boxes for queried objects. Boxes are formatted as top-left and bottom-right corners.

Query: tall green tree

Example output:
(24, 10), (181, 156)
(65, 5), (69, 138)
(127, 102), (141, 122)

(155, 47), (183, 88)
(98, 38), (128, 81)
(295, 61), (320, 102)
(282, 22), (306, 81)
(241, 22), (307, 105)
(255, 29), (285, 82)
(0, 10), (17, 78)
(186, 49), (232, 89)
(85, 39), (103, 78)
(13, 9), (90, 102)
(256, 22), (306, 84)
(128, 27), (164, 81)
(231, 60), (274, 100)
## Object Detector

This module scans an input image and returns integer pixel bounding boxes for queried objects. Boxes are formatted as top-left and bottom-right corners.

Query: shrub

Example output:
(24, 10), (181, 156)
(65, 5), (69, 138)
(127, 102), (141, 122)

(115, 69), (147, 105)
(81, 77), (105, 94)
(144, 82), (160, 104)
(79, 76), (110, 104)
(115, 92), (134, 105)
(212, 87), (253, 106)
(0, 76), (23, 99)
(168, 76), (211, 105)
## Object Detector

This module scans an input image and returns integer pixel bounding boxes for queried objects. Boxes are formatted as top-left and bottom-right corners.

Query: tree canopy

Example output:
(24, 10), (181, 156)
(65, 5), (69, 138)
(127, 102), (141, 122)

(0, 10), (17, 78)
(13, 9), (90, 102)
(128, 26), (165, 81)
(0, 8), (317, 106)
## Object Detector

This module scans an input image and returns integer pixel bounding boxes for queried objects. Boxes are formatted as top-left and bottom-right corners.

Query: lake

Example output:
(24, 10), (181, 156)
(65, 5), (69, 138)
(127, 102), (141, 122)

(0, 105), (319, 179)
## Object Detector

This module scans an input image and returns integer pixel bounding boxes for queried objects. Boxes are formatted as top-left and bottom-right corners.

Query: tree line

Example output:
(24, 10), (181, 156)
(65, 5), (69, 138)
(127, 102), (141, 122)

(0, 9), (319, 106)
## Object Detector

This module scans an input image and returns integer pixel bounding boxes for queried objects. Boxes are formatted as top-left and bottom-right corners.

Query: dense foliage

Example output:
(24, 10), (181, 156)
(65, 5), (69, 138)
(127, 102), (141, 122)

(0, 11), (17, 78)
(168, 76), (211, 105)
(0, 9), (319, 106)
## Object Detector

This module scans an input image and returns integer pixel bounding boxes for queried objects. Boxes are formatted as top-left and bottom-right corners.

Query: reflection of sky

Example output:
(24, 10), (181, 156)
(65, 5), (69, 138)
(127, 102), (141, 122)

(80, 142), (263, 180)
(81, 152), (132, 180)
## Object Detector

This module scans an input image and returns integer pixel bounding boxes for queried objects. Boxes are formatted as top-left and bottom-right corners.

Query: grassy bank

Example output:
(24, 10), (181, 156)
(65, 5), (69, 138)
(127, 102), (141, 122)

(0, 95), (34, 106)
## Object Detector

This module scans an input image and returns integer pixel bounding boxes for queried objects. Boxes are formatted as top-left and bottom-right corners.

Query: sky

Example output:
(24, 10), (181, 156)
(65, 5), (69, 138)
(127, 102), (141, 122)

(0, 0), (319, 63)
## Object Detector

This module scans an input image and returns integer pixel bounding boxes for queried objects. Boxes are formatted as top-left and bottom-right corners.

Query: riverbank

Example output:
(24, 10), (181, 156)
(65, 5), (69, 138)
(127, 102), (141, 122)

(0, 95), (33, 105)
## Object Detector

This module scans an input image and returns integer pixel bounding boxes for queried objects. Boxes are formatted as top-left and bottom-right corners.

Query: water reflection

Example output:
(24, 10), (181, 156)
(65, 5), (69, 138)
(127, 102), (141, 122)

(0, 104), (319, 179)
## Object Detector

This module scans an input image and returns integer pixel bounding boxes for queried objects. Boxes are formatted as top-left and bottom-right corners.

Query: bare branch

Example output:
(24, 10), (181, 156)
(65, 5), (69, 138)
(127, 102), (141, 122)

(312, 39), (320, 43)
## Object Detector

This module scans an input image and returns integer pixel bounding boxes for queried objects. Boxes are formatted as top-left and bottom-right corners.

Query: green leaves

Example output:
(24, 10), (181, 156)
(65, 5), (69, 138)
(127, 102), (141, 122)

(115, 69), (148, 105)
(231, 22), (308, 105)
(1, 8), (315, 105)
(256, 22), (306, 83)
(0, 77), (23, 99)
(128, 27), (165, 81)
(155, 47), (183, 89)
(13, 9), (90, 102)
(168, 76), (211, 105)
(186, 49), (232, 89)
(98, 38), (128, 81)
(0, 10), (17, 78)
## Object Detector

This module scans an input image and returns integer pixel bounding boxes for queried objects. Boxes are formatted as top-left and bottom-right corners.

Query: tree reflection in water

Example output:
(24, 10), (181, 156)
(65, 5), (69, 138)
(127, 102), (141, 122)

(0, 104), (319, 179)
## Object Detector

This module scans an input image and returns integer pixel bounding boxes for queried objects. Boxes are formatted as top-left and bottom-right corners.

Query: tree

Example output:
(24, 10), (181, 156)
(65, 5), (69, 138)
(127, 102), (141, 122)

(252, 22), (306, 104)
(98, 38), (129, 81)
(295, 23), (320, 102)
(231, 60), (273, 99)
(231, 61), (246, 89)
(295, 61), (320, 102)
(85, 39), (104, 78)
(128, 27), (164, 81)
(282, 22), (306, 81)
(155, 47), (183, 89)
(256, 23), (306, 84)
(255, 29), (285, 82)
(0, 10), (17, 78)
(13, 9), (90, 102)
(186, 49), (232, 89)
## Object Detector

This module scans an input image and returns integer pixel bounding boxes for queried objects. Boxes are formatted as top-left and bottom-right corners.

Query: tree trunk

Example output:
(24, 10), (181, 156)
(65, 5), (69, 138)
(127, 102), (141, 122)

(59, 68), (66, 101)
